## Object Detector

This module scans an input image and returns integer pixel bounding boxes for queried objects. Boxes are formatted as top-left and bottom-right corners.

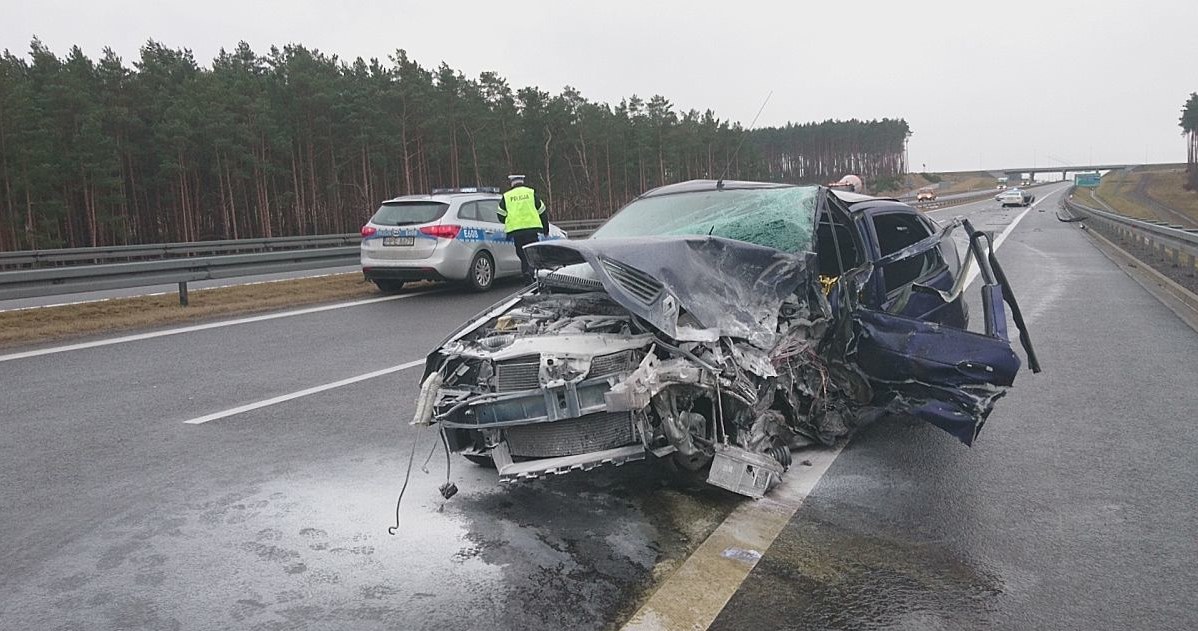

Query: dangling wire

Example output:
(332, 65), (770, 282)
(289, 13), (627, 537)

(441, 429), (452, 483)
(419, 433), (440, 474)
(387, 428), (423, 536)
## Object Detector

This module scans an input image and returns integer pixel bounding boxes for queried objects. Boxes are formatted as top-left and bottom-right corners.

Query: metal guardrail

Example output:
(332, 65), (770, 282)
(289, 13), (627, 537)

(8, 184), (1088, 306)
(1061, 188), (1198, 271)
(0, 220), (607, 306)
(0, 247), (360, 304)
(555, 218), (604, 238)
(0, 233), (362, 270)
(910, 190), (996, 211)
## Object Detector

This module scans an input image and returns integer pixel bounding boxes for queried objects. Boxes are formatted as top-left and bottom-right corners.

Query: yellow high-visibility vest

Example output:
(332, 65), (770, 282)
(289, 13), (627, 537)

(502, 186), (543, 231)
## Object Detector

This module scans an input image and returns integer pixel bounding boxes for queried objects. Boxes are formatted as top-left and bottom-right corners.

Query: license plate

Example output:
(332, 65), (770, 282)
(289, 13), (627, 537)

(383, 236), (414, 246)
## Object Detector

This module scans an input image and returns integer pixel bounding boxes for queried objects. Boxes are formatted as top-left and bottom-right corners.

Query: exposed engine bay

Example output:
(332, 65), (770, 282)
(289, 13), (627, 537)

(411, 183), (1038, 498)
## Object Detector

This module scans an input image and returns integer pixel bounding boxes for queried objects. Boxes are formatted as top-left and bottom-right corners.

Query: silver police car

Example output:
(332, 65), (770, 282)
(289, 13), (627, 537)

(360, 188), (565, 292)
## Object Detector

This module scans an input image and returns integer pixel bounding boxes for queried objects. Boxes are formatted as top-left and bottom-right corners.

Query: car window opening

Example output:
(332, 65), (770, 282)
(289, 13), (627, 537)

(816, 211), (862, 276)
(873, 213), (943, 293)
(457, 201), (480, 221)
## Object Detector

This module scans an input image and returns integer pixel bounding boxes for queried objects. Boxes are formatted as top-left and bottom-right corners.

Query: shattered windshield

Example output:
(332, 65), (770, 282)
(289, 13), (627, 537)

(591, 186), (818, 253)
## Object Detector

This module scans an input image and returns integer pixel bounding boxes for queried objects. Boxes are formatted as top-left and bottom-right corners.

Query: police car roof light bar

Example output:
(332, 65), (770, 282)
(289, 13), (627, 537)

(430, 186), (500, 195)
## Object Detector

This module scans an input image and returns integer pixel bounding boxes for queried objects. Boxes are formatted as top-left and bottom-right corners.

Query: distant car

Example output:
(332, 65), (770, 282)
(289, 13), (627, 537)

(360, 188), (567, 292)
(995, 188), (1035, 207)
(916, 188), (937, 201)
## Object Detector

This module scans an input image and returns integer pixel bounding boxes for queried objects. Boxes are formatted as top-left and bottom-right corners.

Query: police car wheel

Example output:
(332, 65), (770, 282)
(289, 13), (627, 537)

(467, 252), (494, 291)
(373, 279), (405, 293)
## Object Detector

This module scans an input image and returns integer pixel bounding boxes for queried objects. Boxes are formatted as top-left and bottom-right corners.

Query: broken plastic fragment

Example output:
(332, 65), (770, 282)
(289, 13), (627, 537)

(411, 372), (442, 426)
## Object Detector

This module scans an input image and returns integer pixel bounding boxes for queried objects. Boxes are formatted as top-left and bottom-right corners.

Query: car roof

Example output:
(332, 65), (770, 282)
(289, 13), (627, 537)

(637, 179), (797, 198)
(830, 190), (899, 204)
(633, 179), (912, 216)
(380, 192), (499, 204)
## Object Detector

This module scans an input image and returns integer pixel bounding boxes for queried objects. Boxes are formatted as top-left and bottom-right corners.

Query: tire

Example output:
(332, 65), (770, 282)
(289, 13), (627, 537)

(373, 279), (405, 293)
(466, 251), (495, 292)
(657, 450), (714, 486)
(462, 453), (495, 468)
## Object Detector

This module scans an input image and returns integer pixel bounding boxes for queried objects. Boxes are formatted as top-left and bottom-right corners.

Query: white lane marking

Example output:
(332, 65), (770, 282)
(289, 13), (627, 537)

(0, 289), (441, 364)
(183, 359), (425, 425)
(960, 187), (1058, 289)
(621, 445), (843, 631)
(0, 271), (359, 314)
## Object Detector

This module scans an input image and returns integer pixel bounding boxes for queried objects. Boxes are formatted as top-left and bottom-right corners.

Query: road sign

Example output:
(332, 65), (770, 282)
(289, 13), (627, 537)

(1075, 172), (1101, 188)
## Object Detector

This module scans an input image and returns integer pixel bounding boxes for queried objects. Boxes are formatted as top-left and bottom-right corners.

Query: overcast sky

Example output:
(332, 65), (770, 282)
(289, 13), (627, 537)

(5, 0), (1196, 172)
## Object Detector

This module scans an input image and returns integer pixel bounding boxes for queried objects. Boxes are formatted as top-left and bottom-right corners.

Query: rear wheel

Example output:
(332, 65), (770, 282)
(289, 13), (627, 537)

(466, 252), (495, 292)
(373, 279), (405, 293)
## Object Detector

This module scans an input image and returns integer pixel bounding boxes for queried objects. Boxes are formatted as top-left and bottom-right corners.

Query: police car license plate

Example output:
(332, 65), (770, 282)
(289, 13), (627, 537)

(383, 236), (414, 246)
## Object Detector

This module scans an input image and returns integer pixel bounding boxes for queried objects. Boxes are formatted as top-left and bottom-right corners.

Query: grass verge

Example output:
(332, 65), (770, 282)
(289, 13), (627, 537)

(0, 273), (405, 349)
(1072, 186), (1101, 207)
(1092, 168), (1198, 224)
(1143, 171), (1198, 222)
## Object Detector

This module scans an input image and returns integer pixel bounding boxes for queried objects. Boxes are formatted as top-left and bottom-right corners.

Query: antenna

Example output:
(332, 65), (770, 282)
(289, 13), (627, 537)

(716, 90), (773, 187)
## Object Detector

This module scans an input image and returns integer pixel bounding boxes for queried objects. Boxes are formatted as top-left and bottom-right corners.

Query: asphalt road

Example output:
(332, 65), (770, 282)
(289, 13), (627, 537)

(0, 277), (742, 631)
(2, 182), (1195, 630)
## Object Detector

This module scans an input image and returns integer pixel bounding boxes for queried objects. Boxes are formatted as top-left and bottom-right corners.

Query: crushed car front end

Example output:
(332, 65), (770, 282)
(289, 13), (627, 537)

(412, 181), (1039, 498)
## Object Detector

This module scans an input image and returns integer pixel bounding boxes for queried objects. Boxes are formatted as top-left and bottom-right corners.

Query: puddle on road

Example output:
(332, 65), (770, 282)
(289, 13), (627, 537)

(713, 512), (1012, 631)
(449, 462), (741, 630)
(1, 451), (741, 631)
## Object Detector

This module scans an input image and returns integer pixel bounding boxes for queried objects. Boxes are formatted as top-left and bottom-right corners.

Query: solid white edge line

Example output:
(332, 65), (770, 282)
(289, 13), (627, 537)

(183, 359), (425, 425)
(620, 445), (844, 631)
(0, 289), (441, 364)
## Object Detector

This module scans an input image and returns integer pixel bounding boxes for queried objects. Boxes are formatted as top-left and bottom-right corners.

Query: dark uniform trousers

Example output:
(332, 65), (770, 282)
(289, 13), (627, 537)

(510, 228), (541, 282)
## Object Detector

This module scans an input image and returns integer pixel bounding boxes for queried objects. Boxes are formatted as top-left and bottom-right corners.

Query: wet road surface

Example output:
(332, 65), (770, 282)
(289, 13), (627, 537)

(0, 280), (742, 631)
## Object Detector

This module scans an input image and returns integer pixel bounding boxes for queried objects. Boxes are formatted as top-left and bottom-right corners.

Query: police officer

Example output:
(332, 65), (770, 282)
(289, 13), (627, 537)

(497, 174), (549, 283)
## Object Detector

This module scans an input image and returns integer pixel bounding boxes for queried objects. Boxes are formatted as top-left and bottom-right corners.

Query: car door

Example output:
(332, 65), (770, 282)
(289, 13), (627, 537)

(849, 219), (1040, 445)
(474, 198), (520, 275)
(453, 200), (487, 263)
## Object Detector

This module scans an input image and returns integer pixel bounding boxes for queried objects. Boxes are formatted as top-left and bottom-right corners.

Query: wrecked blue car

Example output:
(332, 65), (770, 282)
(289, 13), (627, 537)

(413, 180), (1040, 498)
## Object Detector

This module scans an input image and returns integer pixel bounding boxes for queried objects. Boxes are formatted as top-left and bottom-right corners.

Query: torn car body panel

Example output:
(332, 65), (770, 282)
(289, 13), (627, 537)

(415, 180), (1039, 497)
(523, 236), (811, 348)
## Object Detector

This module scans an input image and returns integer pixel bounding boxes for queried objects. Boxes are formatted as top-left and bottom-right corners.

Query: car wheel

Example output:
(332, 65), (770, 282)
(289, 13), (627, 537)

(373, 279), (405, 293)
(462, 453), (495, 468)
(655, 449), (714, 486)
(466, 252), (495, 292)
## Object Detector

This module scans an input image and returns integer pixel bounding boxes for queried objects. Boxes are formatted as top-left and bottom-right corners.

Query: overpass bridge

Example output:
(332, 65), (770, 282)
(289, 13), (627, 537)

(997, 162), (1185, 183)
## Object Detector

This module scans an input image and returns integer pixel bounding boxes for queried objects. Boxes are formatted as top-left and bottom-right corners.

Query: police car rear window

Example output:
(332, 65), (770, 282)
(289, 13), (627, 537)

(371, 202), (449, 226)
